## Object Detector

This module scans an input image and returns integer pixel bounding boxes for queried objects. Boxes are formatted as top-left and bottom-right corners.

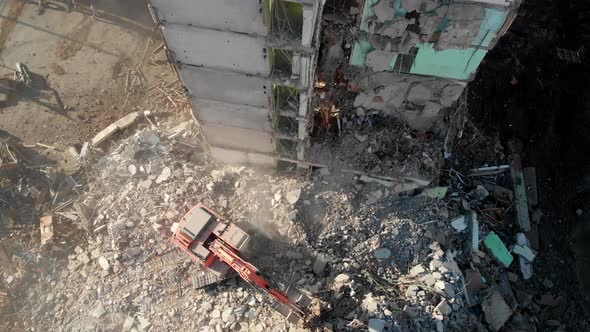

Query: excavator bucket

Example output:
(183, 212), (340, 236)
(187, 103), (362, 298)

(273, 285), (311, 324)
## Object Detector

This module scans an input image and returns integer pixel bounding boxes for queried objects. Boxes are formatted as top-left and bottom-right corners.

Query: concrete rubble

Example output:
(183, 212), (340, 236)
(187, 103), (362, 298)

(0, 110), (581, 331)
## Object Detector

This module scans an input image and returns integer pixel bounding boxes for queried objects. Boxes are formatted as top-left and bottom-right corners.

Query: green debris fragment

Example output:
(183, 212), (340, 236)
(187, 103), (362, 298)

(425, 186), (448, 199)
(484, 232), (513, 268)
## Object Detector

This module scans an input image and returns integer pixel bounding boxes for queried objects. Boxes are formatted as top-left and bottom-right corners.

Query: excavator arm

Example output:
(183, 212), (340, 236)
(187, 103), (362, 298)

(209, 239), (310, 323)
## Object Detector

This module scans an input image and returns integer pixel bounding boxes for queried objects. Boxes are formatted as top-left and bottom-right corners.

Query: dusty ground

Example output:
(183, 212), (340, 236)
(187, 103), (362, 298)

(0, 0), (173, 155)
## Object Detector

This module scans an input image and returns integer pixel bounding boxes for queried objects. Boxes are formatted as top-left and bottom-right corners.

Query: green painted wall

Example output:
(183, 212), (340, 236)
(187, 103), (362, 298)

(410, 43), (487, 80)
(352, 1), (511, 81)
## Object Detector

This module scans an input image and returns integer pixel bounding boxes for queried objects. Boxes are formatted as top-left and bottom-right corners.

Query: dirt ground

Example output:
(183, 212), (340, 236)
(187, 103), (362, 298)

(0, 0), (173, 163)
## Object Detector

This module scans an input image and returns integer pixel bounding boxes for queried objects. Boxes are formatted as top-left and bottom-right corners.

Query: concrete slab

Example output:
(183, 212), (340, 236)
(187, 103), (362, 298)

(482, 290), (513, 331)
(510, 157), (531, 232)
(484, 232), (513, 268)
(162, 24), (270, 75)
(209, 146), (276, 167)
(179, 66), (269, 108)
(201, 124), (274, 153)
(150, 0), (267, 36)
(192, 98), (271, 132)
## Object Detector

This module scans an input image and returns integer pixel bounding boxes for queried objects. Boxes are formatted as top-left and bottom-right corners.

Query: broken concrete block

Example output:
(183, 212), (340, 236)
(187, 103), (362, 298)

(464, 269), (484, 306)
(510, 157), (531, 232)
(73, 202), (92, 231)
(451, 215), (467, 232)
(401, 0), (439, 13)
(482, 290), (513, 331)
(373, 0), (394, 23)
(286, 189), (302, 205)
(40, 215), (53, 245)
(98, 256), (110, 271)
(403, 305), (420, 317)
(334, 273), (351, 284)
(497, 273), (518, 310)
(137, 316), (151, 330)
(483, 232), (513, 268)
(470, 212), (479, 252)
(312, 254), (328, 275)
(155, 166), (172, 184)
(91, 111), (152, 146)
(435, 299), (452, 316)
(373, 248), (391, 259)
(512, 245), (535, 262)
(368, 318), (386, 332)
(409, 264), (426, 276)
(122, 316), (135, 331)
(435, 280), (455, 298)
(77, 251), (90, 264)
(91, 301), (106, 318)
(407, 84), (432, 105)
(424, 186), (448, 199)
(366, 50), (397, 72)
(514, 233), (534, 280)
(470, 185), (490, 201)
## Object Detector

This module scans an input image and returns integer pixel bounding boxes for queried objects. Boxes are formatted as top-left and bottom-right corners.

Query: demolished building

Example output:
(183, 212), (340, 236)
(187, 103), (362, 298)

(148, 0), (324, 167)
(148, 0), (522, 168)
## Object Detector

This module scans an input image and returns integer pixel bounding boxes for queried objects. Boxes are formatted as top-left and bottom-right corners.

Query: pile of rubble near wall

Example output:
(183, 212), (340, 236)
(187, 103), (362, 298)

(0, 116), (580, 331)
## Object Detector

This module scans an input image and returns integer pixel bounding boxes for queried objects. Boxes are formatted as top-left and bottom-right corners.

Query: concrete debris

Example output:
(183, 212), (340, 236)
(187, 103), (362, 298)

(91, 301), (106, 318)
(98, 256), (110, 271)
(464, 269), (484, 305)
(286, 189), (302, 205)
(368, 318), (386, 332)
(470, 212), (479, 252)
(334, 273), (351, 284)
(510, 157), (531, 232)
(435, 299), (453, 317)
(91, 111), (153, 146)
(359, 175), (394, 188)
(312, 254), (329, 275)
(468, 165), (510, 177)
(425, 186), (448, 199)
(512, 244), (536, 262)
(513, 233), (535, 280)
(409, 264), (426, 276)
(373, 248), (391, 259)
(484, 232), (514, 268)
(137, 316), (151, 330)
(123, 316), (135, 330)
(451, 215), (468, 232)
(482, 290), (513, 331)
(470, 185), (490, 201)
(156, 166), (172, 184)
(2, 112), (568, 332)
(40, 215), (53, 245)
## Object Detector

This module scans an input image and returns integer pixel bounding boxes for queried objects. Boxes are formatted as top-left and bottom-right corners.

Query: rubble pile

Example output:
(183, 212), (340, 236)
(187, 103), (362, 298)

(308, 116), (442, 180)
(0, 117), (581, 332)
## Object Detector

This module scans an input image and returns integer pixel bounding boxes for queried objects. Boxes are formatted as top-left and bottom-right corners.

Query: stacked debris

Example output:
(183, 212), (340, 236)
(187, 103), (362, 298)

(0, 113), (581, 331)
(308, 116), (442, 182)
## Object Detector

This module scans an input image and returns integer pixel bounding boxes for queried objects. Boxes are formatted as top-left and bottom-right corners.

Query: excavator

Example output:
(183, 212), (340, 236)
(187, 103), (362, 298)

(172, 203), (312, 324)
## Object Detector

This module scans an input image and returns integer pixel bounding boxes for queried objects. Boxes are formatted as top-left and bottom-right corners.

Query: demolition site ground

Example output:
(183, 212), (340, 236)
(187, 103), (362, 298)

(2, 1), (590, 332)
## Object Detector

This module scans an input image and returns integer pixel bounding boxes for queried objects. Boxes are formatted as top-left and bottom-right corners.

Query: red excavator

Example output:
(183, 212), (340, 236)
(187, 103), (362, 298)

(172, 203), (311, 324)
